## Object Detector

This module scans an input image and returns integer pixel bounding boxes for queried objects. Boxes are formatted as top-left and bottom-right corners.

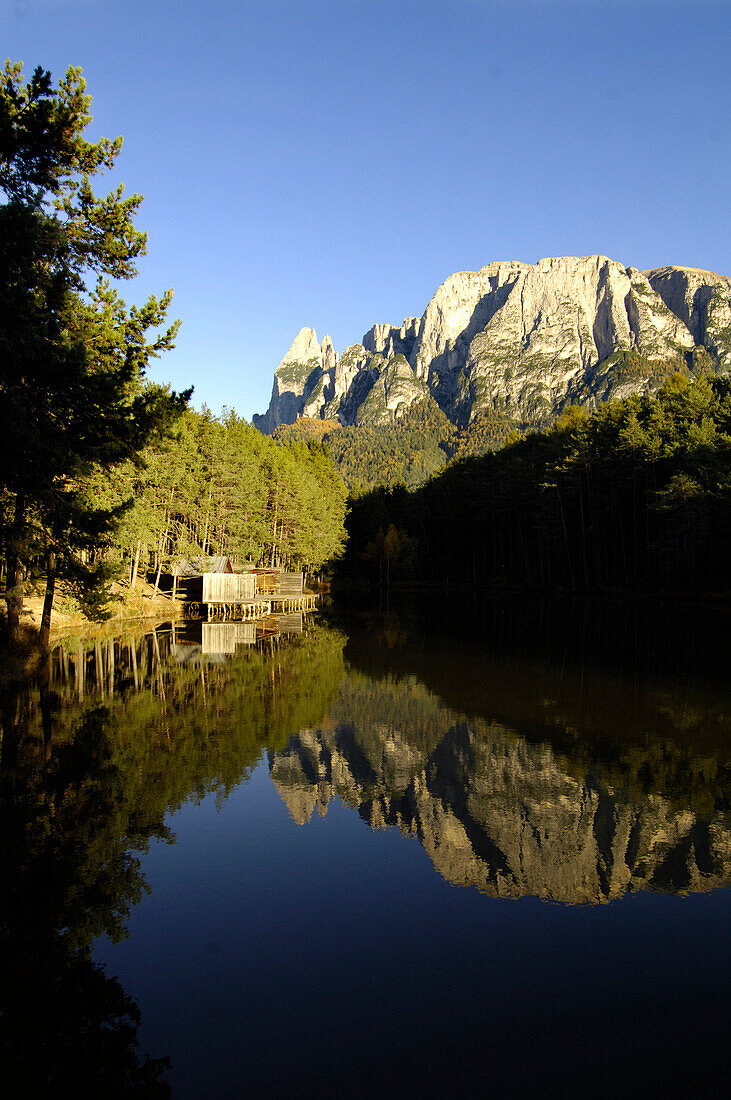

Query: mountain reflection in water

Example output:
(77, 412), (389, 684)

(265, 597), (731, 905)
(2, 598), (731, 1094)
(271, 693), (731, 904)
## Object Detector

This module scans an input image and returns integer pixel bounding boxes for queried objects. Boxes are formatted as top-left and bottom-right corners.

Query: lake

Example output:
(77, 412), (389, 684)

(2, 596), (731, 1096)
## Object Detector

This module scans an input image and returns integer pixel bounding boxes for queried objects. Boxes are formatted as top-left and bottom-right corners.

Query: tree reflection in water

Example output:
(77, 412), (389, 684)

(2, 600), (731, 1092)
(0, 620), (345, 1092)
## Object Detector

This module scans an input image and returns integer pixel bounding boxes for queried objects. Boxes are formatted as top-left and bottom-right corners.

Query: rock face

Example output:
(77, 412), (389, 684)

(647, 265), (731, 370)
(458, 257), (694, 422)
(254, 327), (325, 434)
(253, 256), (731, 432)
(362, 316), (420, 359)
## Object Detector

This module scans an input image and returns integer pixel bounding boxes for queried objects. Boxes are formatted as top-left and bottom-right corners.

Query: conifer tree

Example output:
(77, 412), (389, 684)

(0, 61), (189, 643)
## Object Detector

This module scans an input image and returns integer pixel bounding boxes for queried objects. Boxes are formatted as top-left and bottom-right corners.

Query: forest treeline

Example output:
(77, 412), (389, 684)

(338, 374), (731, 594)
(273, 351), (715, 494)
(96, 407), (348, 584)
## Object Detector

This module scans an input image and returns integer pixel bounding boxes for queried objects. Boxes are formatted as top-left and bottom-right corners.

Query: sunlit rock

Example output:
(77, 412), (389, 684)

(254, 256), (731, 433)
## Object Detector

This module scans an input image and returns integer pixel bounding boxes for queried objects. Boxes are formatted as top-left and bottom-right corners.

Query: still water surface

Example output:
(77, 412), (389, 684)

(2, 599), (731, 1095)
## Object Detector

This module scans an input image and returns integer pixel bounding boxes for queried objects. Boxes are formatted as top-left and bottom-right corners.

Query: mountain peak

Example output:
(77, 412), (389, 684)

(280, 326), (321, 365)
(254, 255), (731, 434)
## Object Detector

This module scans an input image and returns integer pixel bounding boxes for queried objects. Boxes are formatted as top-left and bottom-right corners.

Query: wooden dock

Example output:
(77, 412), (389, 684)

(183, 595), (317, 621)
(270, 594), (317, 613)
(206, 598), (272, 621)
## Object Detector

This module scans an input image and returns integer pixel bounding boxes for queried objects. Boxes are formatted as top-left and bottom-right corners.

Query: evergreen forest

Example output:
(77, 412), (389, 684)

(96, 409), (349, 584)
(0, 62), (347, 640)
(339, 373), (731, 595)
(274, 399), (519, 492)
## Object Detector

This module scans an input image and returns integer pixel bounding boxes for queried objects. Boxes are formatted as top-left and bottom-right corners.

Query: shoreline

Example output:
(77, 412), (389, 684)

(0, 583), (184, 682)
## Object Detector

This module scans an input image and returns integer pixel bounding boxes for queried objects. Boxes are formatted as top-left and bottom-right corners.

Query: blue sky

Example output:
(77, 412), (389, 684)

(3, 0), (729, 419)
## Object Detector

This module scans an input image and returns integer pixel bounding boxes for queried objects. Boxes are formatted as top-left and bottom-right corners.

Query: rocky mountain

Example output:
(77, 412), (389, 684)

(253, 255), (731, 432)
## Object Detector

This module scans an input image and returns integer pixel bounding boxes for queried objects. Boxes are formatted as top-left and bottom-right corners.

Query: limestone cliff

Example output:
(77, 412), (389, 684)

(253, 327), (330, 434)
(646, 265), (731, 370)
(254, 256), (731, 432)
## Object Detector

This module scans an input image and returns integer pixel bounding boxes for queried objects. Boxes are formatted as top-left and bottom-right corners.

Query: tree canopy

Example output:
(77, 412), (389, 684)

(273, 400), (521, 495)
(339, 374), (731, 595)
(102, 408), (348, 582)
(0, 61), (188, 642)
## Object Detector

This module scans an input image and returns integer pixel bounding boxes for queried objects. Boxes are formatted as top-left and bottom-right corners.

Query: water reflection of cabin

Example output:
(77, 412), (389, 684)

(169, 615), (299, 663)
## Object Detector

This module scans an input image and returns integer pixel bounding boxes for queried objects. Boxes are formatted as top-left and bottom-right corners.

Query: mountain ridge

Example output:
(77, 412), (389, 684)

(253, 254), (731, 434)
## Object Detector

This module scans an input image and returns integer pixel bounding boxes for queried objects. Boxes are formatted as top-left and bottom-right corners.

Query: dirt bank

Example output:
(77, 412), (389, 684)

(1, 580), (183, 643)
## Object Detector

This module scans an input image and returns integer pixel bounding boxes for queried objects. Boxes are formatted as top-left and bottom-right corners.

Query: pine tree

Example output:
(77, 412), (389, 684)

(0, 62), (189, 643)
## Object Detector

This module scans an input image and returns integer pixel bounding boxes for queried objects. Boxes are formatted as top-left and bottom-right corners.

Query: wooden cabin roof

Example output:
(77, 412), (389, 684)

(172, 555), (233, 577)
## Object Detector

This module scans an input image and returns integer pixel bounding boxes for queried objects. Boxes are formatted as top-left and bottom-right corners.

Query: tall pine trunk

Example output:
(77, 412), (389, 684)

(5, 492), (26, 643)
(269, 495), (278, 568)
(152, 560), (163, 599)
(130, 540), (142, 588)
(39, 549), (56, 649)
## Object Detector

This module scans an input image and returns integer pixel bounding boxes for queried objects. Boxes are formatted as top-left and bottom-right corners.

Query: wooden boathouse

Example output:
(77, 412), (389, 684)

(172, 559), (317, 621)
